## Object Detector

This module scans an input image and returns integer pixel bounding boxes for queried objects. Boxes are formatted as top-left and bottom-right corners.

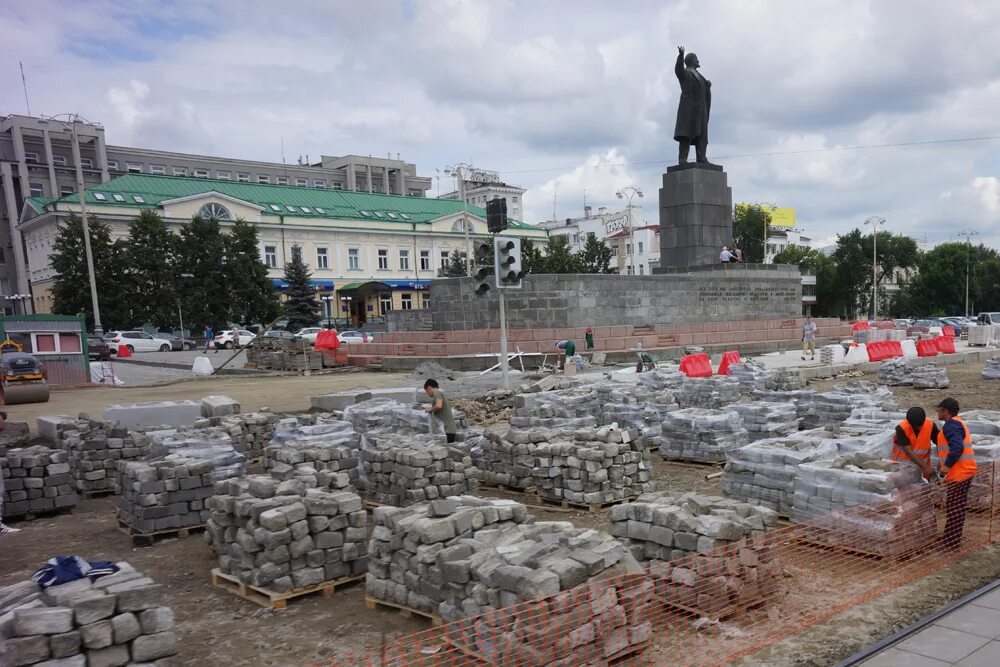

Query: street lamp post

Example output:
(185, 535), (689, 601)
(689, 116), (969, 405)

(340, 296), (352, 327)
(321, 295), (335, 328)
(178, 273), (194, 349)
(42, 114), (104, 334)
(864, 216), (886, 321)
(4, 294), (32, 315)
(445, 163), (474, 276)
(959, 230), (979, 317)
(616, 186), (644, 275)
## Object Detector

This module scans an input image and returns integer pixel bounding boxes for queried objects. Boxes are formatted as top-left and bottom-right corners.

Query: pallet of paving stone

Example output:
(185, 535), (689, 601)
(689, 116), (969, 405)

(2, 505), (73, 522)
(531, 494), (638, 513)
(660, 457), (726, 469)
(117, 516), (207, 548)
(477, 481), (538, 495)
(212, 568), (364, 610)
(364, 595), (444, 625)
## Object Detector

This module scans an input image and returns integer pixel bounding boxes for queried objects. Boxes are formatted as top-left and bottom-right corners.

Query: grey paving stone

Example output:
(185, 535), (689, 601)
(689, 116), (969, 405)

(895, 625), (992, 663)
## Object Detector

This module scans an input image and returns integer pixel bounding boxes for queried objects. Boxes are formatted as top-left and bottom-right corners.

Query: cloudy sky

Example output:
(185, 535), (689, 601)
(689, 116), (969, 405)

(3, 0), (999, 247)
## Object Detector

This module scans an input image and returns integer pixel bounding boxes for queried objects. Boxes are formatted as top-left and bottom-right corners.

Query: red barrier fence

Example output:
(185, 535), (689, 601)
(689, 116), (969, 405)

(917, 338), (939, 357)
(323, 464), (1000, 667)
(679, 353), (713, 378)
(866, 340), (904, 362)
(936, 336), (956, 354)
(717, 351), (742, 376)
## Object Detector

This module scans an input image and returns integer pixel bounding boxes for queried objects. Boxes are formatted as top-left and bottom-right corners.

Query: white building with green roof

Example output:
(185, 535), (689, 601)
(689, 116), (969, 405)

(18, 173), (546, 322)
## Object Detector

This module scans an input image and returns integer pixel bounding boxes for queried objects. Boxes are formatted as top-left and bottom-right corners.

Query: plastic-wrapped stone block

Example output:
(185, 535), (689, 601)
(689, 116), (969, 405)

(659, 408), (748, 463)
(675, 376), (741, 409)
(732, 401), (798, 441)
(264, 421), (360, 490)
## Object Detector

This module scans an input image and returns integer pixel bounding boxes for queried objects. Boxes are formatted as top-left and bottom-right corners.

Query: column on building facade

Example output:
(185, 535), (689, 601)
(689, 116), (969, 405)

(11, 125), (32, 199)
(2, 162), (31, 295)
(367, 162), (373, 193)
(42, 129), (59, 196)
(396, 168), (405, 196)
(346, 163), (357, 191)
(96, 130), (110, 181)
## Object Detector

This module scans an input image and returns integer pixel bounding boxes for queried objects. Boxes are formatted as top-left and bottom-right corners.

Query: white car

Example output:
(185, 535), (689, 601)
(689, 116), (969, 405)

(108, 331), (173, 353)
(294, 327), (325, 344)
(214, 330), (256, 349)
(337, 330), (372, 344)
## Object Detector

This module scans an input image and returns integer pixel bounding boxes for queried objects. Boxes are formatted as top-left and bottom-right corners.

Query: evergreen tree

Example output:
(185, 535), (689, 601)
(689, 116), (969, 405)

(732, 204), (770, 263)
(521, 240), (546, 275)
(578, 234), (616, 274)
(282, 252), (321, 330)
(541, 236), (581, 273)
(50, 214), (129, 330)
(441, 251), (469, 278)
(226, 218), (280, 325)
(124, 210), (177, 326)
(176, 216), (230, 331)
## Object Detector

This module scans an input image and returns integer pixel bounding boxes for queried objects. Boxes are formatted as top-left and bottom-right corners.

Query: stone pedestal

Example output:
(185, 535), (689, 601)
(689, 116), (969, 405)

(658, 163), (733, 269)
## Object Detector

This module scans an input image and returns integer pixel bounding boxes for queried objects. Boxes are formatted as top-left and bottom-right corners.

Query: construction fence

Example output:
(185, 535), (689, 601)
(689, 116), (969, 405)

(321, 463), (1000, 667)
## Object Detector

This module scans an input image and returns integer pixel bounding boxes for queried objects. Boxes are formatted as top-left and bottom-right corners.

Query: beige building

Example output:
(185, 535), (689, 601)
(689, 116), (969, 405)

(18, 174), (546, 325)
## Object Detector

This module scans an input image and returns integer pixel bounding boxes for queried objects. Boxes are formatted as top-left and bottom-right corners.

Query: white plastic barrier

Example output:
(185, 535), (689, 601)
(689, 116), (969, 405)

(843, 344), (869, 365)
(901, 339), (918, 359)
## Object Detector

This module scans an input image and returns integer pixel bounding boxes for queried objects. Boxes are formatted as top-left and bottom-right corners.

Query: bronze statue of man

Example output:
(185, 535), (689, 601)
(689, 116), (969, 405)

(674, 46), (712, 165)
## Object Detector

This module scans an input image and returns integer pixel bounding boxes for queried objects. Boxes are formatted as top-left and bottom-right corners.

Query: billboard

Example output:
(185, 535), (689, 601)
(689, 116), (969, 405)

(769, 207), (796, 228)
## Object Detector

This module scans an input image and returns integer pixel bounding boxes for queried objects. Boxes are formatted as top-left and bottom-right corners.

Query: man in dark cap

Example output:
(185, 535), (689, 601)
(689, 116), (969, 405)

(935, 397), (976, 551)
(889, 407), (939, 481)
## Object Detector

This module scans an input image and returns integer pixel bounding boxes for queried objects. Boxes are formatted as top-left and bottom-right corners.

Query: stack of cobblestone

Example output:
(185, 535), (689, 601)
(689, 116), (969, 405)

(675, 376), (741, 409)
(344, 398), (467, 435)
(476, 428), (545, 489)
(637, 370), (686, 391)
(531, 426), (652, 505)
(726, 362), (773, 393)
(509, 390), (600, 430)
(0, 562), (180, 666)
(264, 422), (360, 490)
(116, 457), (216, 534)
(195, 412), (283, 461)
(1, 445), (77, 519)
(983, 358), (1000, 380)
(360, 431), (476, 506)
(55, 416), (151, 496)
(145, 429), (246, 481)
(792, 454), (935, 556)
(205, 474), (368, 591)
(911, 364), (950, 389)
(732, 401), (799, 441)
(765, 368), (805, 391)
(659, 409), (748, 463)
(877, 358), (912, 386)
(819, 344), (847, 365)
(798, 383), (897, 430)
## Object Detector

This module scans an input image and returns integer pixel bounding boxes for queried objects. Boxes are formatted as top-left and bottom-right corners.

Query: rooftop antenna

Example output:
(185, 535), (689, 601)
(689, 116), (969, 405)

(19, 61), (31, 116)
(583, 188), (587, 215)
(553, 182), (558, 221)
(280, 137), (287, 176)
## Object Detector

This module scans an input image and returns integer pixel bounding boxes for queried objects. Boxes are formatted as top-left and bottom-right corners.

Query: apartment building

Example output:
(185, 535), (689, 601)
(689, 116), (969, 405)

(439, 167), (526, 221)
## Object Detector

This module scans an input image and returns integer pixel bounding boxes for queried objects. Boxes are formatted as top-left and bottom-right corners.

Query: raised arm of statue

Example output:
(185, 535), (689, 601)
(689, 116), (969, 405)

(706, 80), (712, 116)
(675, 47), (686, 83)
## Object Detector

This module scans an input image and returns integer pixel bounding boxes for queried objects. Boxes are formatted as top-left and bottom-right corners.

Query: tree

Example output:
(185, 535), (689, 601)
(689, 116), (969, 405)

(441, 251), (468, 278)
(578, 234), (616, 274)
(176, 216), (230, 331)
(540, 236), (581, 273)
(896, 242), (1000, 317)
(773, 244), (838, 317)
(829, 229), (919, 318)
(49, 214), (129, 330)
(226, 218), (280, 325)
(732, 204), (771, 264)
(282, 252), (321, 330)
(124, 210), (177, 327)
(521, 240), (546, 275)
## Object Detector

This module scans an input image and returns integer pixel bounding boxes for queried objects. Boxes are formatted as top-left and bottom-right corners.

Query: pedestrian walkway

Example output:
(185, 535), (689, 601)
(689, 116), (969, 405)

(853, 581), (1000, 666)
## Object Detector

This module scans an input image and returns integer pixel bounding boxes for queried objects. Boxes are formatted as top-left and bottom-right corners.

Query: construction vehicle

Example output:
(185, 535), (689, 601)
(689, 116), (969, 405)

(0, 350), (51, 405)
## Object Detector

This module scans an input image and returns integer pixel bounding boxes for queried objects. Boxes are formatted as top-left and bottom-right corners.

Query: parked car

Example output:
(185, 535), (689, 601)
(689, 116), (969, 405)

(978, 312), (1000, 326)
(107, 330), (173, 353)
(939, 317), (971, 335)
(157, 333), (196, 351)
(906, 319), (946, 337)
(263, 329), (295, 340)
(294, 327), (325, 344)
(337, 330), (372, 344)
(214, 330), (256, 349)
(892, 319), (912, 329)
(87, 335), (110, 360)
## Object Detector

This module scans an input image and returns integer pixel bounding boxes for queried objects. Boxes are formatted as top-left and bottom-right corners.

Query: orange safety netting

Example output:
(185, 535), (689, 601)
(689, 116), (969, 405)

(318, 464), (1000, 667)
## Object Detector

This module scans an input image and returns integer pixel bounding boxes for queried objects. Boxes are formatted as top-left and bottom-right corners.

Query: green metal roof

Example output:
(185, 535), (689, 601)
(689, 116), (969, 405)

(43, 173), (538, 230)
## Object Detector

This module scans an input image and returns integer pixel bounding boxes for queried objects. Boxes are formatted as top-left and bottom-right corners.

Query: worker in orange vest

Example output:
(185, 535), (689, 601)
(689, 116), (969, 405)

(936, 397), (977, 551)
(889, 407), (938, 481)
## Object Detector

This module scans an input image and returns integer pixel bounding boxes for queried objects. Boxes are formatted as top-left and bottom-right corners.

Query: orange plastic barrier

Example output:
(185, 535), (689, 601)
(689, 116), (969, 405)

(116, 344), (131, 358)
(314, 330), (340, 351)
(717, 351), (742, 376)
(936, 336), (956, 354)
(942, 326), (955, 338)
(885, 340), (903, 358)
(916, 338), (939, 357)
(866, 341), (901, 362)
(851, 321), (870, 331)
(679, 353), (713, 378)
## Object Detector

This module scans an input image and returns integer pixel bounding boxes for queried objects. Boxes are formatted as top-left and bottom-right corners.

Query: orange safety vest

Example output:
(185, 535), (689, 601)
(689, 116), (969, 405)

(890, 419), (934, 468)
(936, 416), (977, 482)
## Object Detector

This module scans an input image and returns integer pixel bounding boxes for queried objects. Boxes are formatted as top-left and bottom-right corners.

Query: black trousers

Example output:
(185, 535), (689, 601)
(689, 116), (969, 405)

(446, 433), (456, 444)
(679, 135), (708, 163)
(943, 478), (972, 550)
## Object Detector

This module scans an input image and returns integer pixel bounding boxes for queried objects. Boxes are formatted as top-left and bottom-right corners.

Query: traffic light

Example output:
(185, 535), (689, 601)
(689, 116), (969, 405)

(473, 240), (493, 297)
(495, 237), (524, 287)
(486, 197), (508, 234)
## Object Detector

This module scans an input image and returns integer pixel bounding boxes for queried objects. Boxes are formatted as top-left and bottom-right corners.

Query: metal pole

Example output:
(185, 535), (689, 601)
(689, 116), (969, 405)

(627, 202), (635, 275)
(498, 287), (510, 391)
(872, 225), (877, 322)
(69, 119), (103, 334)
(459, 168), (471, 276)
(177, 298), (185, 349)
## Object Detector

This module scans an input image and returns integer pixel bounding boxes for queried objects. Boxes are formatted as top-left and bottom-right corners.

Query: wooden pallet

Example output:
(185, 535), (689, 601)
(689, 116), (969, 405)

(531, 495), (637, 514)
(4, 506), (73, 523)
(117, 518), (206, 548)
(662, 598), (741, 622)
(212, 568), (363, 610)
(791, 535), (923, 561)
(659, 458), (726, 469)
(445, 637), (650, 666)
(364, 595), (443, 625)
(478, 482), (536, 495)
(80, 488), (116, 498)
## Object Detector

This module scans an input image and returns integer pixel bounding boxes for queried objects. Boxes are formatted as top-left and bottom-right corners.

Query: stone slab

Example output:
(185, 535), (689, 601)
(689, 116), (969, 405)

(103, 401), (202, 430)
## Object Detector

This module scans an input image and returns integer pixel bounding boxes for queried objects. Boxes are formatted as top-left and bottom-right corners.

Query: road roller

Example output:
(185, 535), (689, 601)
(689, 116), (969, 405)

(0, 351), (51, 405)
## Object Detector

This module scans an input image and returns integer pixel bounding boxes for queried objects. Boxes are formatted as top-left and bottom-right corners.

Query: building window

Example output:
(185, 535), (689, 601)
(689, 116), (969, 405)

(291, 245), (302, 262)
(423, 296), (430, 309)
(257, 175), (270, 184)
(332, 183), (343, 190)
(113, 194), (125, 202)
(276, 176), (288, 185)
(133, 195), (146, 204)
(440, 250), (450, 268)
(399, 250), (410, 271)
(313, 180), (326, 188)
(348, 248), (360, 270)
(237, 172), (250, 182)
(93, 193), (107, 201)
(52, 155), (67, 166)
(639, 264), (645, 275)
(638, 242), (644, 254)
(626, 243), (632, 255)
(611, 246), (618, 257)
(216, 170), (231, 180)
(108, 159), (119, 170)
(149, 164), (166, 175)
(194, 169), (210, 178)
(197, 203), (231, 220)
(80, 157), (93, 168)
(172, 167), (187, 176)
(420, 250), (431, 271)
(0, 248), (5, 265)
(316, 247), (329, 269)
(264, 246), (277, 268)
(126, 162), (142, 173)
(29, 183), (43, 197)
(377, 249), (389, 270)
(295, 178), (308, 187)
(60, 186), (75, 196)
(379, 294), (392, 313)
(400, 293), (413, 310)
(626, 265), (634, 275)
(24, 152), (39, 163)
